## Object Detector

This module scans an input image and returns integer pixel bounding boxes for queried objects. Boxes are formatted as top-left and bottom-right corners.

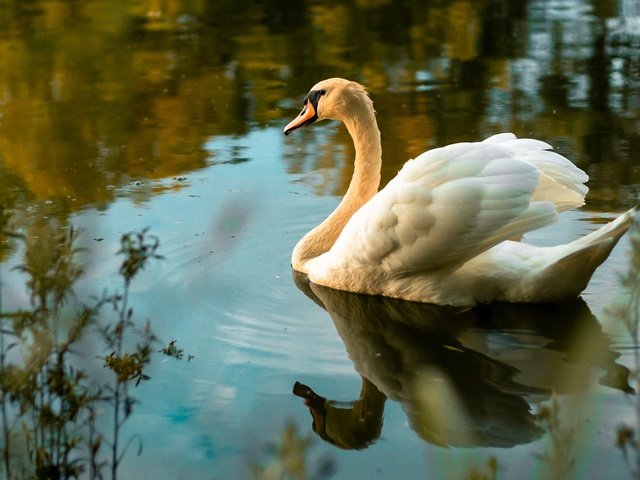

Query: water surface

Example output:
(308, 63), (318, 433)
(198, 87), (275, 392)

(1, 0), (640, 478)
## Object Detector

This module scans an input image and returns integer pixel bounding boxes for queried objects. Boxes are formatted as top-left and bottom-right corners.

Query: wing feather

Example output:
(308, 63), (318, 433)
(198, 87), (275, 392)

(483, 135), (589, 209)
(324, 134), (586, 276)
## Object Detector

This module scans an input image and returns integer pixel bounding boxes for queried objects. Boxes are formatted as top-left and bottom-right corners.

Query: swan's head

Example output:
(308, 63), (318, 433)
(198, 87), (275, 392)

(283, 78), (372, 135)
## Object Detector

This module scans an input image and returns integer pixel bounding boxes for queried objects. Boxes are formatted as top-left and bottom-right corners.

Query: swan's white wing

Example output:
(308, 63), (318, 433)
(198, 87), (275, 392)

(482, 133), (589, 211)
(323, 136), (587, 275)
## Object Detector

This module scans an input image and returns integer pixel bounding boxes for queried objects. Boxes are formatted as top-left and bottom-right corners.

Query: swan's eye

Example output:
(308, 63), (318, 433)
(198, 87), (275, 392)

(318, 89), (326, 96)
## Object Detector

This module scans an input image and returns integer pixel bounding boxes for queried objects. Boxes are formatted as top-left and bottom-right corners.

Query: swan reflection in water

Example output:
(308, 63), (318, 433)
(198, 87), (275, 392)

(292, 272), (631, 450)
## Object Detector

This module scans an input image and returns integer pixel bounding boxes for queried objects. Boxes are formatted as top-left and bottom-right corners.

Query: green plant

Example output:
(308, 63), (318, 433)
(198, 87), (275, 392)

(1, 225), (94, 479)
(609, 217), (640, 477)
(0, 203), (184, 479)
(535, 394), (578, 480)
(466, 457), (498, 480)
(250, 422), (335, 480)
(98, 229), (162, 479)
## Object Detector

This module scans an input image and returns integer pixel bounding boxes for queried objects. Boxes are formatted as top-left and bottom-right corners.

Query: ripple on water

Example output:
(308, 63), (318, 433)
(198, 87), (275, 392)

(156, 212), (353, 376)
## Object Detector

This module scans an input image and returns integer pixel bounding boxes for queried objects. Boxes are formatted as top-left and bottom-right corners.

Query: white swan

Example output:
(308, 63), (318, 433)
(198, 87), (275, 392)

(283, 78), (635, 306)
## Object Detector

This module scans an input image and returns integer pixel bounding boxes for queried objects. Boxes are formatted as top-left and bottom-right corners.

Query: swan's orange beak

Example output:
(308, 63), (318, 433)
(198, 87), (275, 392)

(283, 99), (318, 135)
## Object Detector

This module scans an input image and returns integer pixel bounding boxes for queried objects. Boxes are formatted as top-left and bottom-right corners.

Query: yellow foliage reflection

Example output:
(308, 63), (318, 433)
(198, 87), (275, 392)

(0, 0), (638, 221)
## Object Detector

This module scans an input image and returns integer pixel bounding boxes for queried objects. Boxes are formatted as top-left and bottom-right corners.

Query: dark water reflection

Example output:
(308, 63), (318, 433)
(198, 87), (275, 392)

(294, 273), (631, 450)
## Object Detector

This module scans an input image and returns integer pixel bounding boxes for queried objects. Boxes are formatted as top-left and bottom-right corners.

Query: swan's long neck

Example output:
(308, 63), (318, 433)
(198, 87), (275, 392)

(292, 99), (382, 272)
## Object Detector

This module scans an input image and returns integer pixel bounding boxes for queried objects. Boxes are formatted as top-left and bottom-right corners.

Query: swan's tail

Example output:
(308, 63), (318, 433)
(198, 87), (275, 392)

(539, 207), (636, 298)
(569, 207), (636, 250)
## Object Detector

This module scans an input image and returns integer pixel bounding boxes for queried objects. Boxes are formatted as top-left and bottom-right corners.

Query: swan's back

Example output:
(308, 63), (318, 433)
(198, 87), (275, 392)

(315, 134), (586, 275)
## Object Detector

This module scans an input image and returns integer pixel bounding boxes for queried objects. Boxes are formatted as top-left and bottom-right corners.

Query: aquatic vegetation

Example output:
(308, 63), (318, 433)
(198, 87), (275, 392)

(97, 229), (163, 480)
(0, 202), (186, 479)
(609, 217), (640, 477)
(159, 340), (190, 361)
(466, 457), (498, 480)
(535, 394), (578, 480)
(250, 422), (335, 480)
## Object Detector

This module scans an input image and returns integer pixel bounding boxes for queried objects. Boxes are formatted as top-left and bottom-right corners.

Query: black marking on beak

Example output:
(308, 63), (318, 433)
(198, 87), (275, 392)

(283, 89), (326, 135)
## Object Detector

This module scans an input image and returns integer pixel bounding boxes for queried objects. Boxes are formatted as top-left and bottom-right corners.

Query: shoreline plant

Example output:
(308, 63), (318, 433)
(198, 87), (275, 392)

(0, 199), (183, 480)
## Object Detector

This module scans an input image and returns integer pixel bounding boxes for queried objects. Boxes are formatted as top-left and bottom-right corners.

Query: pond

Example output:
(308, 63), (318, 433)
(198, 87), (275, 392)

(1, 0), (640, 478)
